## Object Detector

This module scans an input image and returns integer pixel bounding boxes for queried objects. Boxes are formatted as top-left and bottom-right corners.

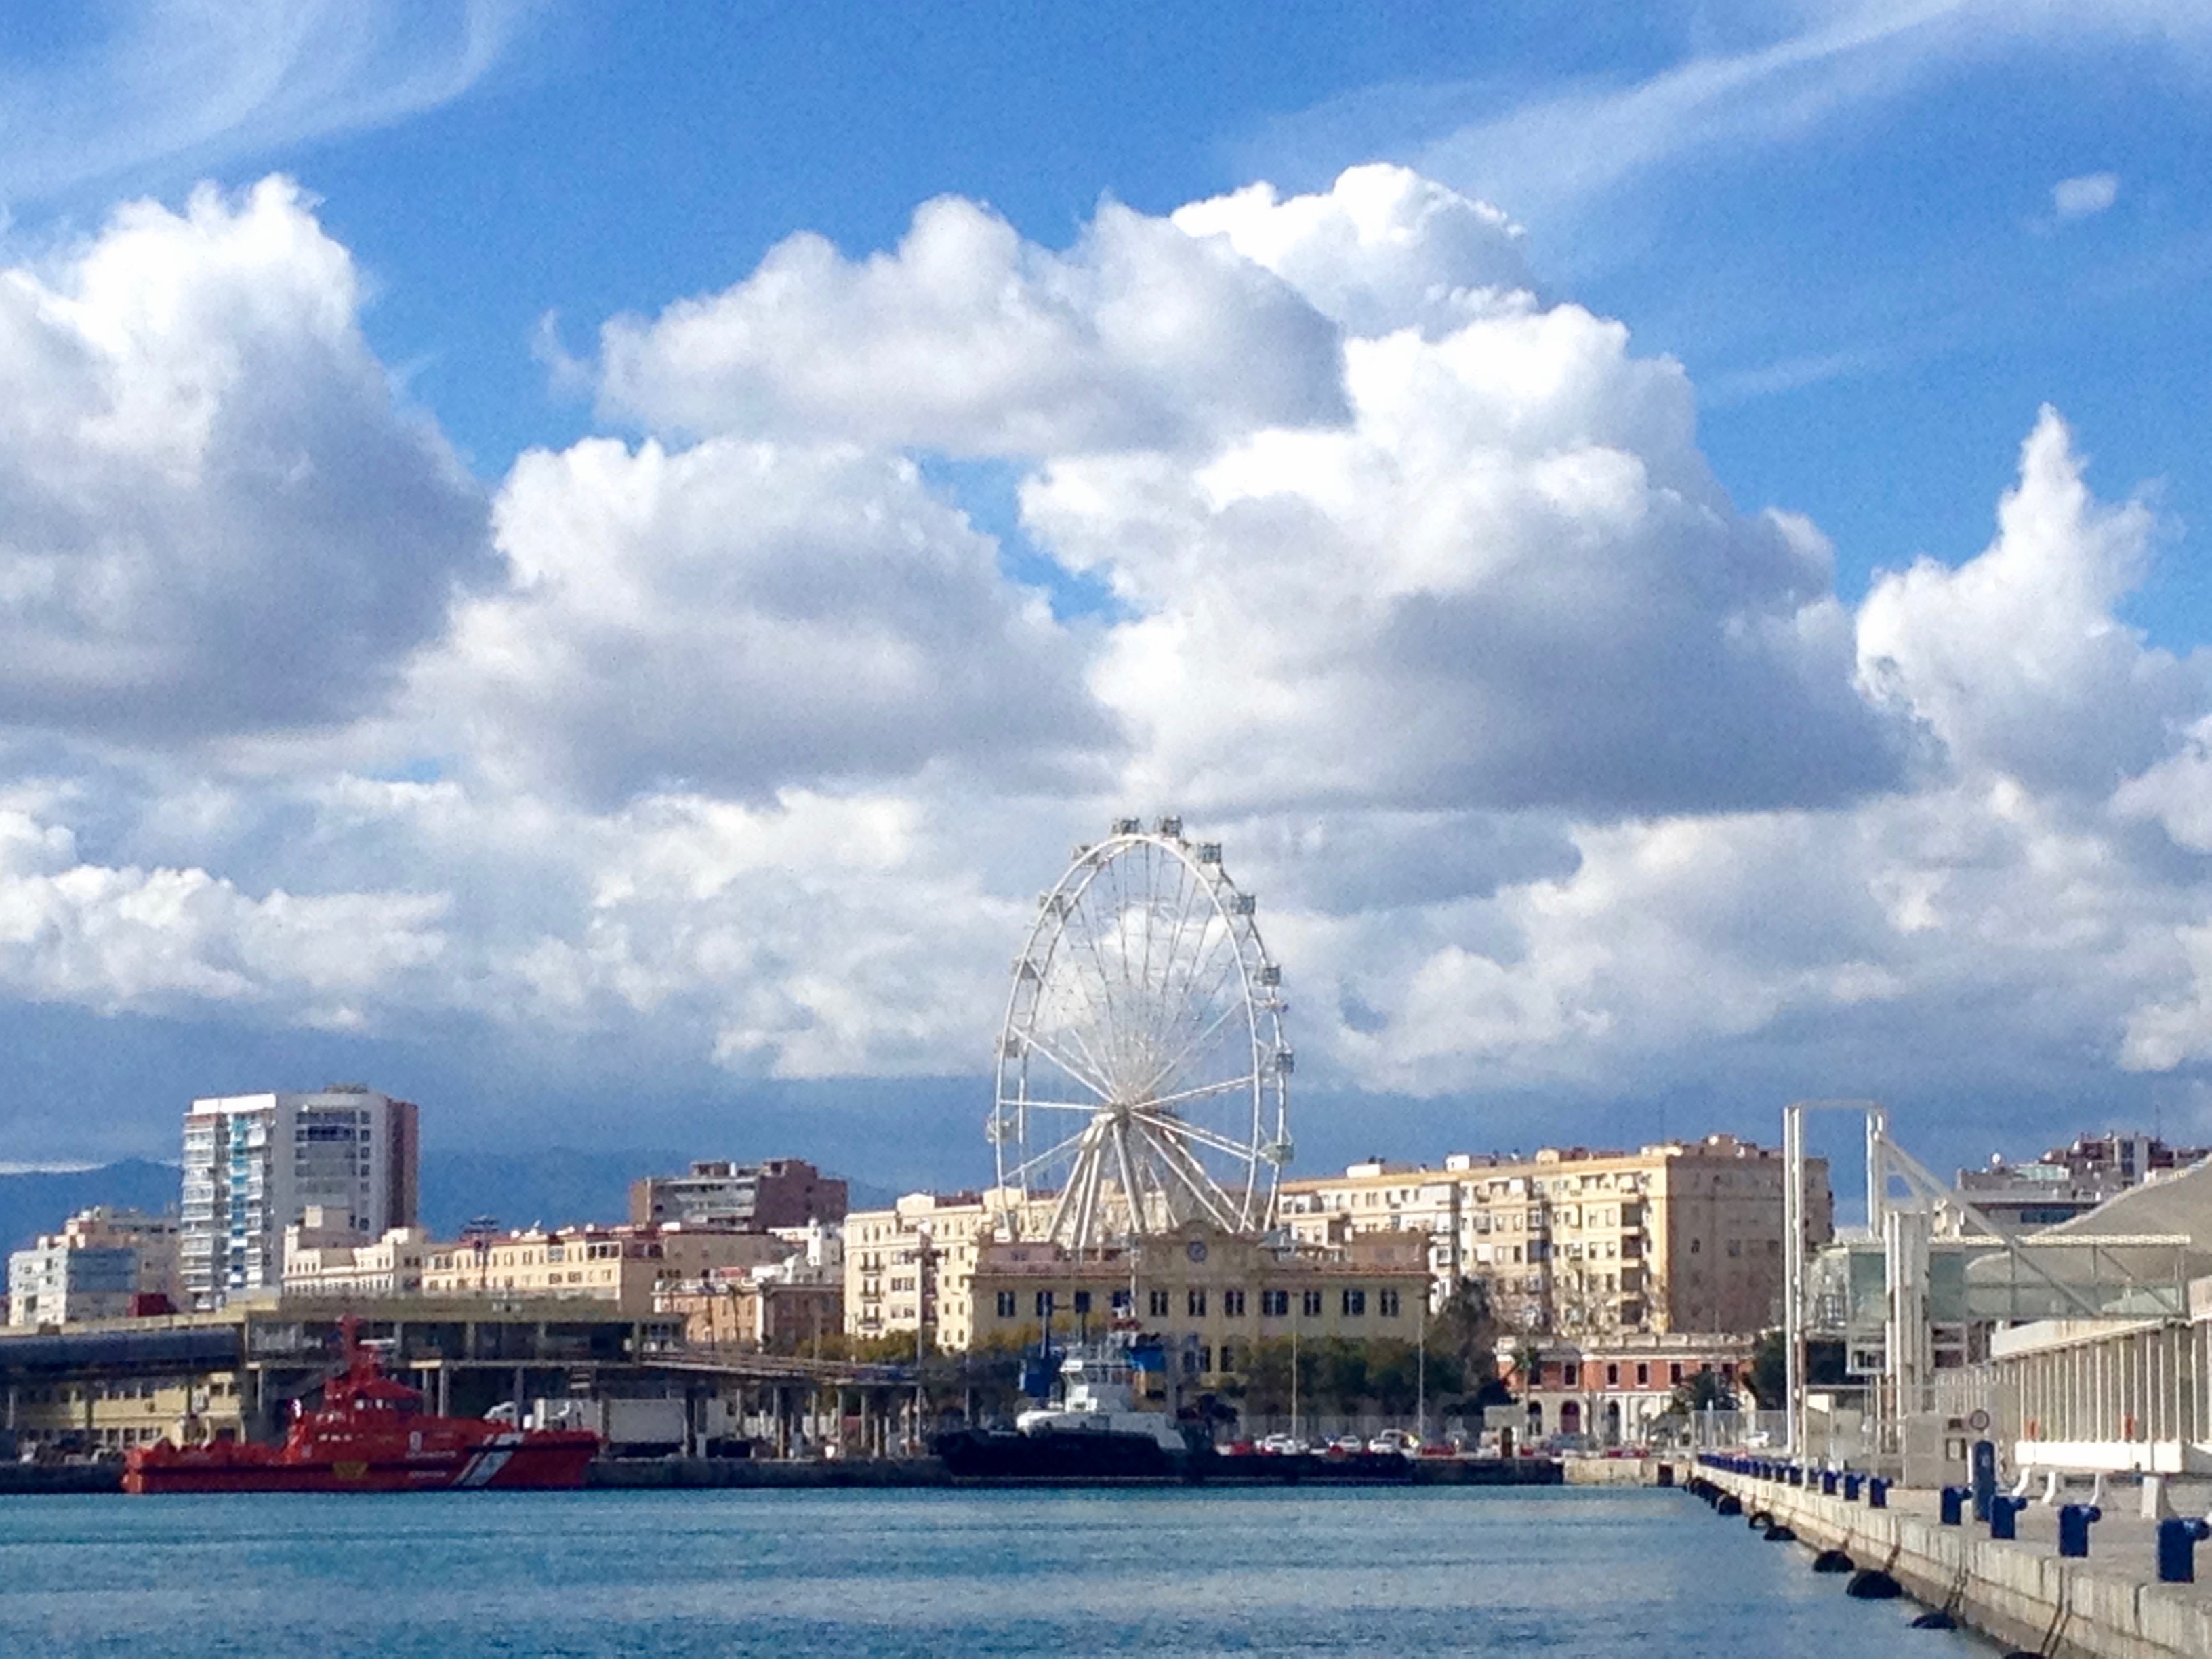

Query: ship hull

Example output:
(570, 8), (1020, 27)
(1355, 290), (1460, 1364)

(123, 1431), (600, 1494)
(933, 1427), (1193, 1480)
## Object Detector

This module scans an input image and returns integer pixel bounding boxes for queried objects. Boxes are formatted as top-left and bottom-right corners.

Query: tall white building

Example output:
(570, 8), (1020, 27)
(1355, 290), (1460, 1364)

(180, 1086), (421, 1310)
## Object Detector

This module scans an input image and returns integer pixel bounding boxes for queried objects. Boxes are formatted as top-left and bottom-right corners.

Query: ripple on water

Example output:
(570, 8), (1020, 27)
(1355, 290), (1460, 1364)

(0, 1485), (2001, 1658)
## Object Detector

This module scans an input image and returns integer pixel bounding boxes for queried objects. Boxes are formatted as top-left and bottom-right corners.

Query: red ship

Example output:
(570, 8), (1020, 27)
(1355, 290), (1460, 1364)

(123, 1324), (601, 1494)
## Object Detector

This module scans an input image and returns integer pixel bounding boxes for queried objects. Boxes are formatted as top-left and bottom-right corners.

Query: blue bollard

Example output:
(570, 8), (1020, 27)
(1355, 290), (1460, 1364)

(1841, 1473), (1863, 1502)
(2156, 1517), (2211, 1583)
(1970, 1439), (1996, 1523)
(2057, 1504), (2101, 1558)
(1821, 1471), (1839, 1496)
(1788, 1465), (1804, 1487)
(1868, 1477), (1890, 1509)
(1989, 1495), (2028, 1540)
(1940, 1486), (1966, 1526)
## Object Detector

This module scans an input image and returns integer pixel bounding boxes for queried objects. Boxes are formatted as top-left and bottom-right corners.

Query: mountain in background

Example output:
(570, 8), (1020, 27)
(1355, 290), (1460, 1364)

(0, 1160), (182, 1256)
(1, 1152), (901, 1256)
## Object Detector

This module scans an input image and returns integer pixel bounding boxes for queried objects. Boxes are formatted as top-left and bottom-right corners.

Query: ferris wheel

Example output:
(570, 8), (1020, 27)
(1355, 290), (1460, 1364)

(989, 817), (1293, 1251)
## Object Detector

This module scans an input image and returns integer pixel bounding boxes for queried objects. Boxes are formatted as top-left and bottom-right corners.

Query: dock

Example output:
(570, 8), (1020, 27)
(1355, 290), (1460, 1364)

(1688, 1458), (2212, 1658)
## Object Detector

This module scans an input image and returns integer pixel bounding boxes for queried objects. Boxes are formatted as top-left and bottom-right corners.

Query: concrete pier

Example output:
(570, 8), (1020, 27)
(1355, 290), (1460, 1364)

(1692, 1462), (2212, 1658)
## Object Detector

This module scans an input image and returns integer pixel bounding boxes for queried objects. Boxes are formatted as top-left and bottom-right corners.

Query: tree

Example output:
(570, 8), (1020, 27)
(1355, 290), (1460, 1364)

(1746, 1330), (1847, 1408)
(1429, 1275), (1500, 1376)
(1665, 1366), (1738, 1417)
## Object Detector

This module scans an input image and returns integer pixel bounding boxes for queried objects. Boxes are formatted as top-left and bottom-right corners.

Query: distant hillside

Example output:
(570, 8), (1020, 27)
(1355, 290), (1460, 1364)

(415, 1147), (690, 1235)
(0, 1160), (181, 1254)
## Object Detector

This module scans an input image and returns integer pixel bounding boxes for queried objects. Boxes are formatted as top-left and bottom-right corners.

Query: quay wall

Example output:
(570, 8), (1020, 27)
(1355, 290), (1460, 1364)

(1695, 1466), (2212, 1659)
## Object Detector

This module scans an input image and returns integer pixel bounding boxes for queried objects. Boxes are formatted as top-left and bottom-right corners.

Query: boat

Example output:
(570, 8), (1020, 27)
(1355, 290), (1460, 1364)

(122, 1322), (601, 1494)
(933, 1340), (1206, 1479)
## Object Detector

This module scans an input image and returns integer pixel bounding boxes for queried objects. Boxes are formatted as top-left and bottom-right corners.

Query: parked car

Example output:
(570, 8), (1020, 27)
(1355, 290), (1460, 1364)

(1256, 1433), (1307, 1456)
(1368, 1429), (1420, 1456)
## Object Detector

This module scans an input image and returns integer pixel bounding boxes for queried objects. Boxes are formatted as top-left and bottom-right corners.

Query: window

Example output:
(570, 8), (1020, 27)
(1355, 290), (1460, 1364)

(1261, 1289), (1288, 1317)
(1187, 1289), (1206, 1317)
(1605, 1362), (1618, 1387)
(1218, 1341), (1237, 1372)
(1302, 1289), (1323, 1318)
(1563, 1361), (1580, 1387)
(1149, 1288), (1170, 1318)
(1072, 1290), (1092, 1315)
(1726, 1239), (1742, 1258)
(1222, 1289), (1246, 1317)
(1689, 1237), (1701, 1254)
(1378, 1288), (1401, 1318)
(1342, 1288), (1366, 1317)
(1669, 1362), (1683, 1384)
(1034, 1290), (1055, 1317)
(996, 1291), (1017, 1318)
(1111, 1288), (1132, 1314)
(1635, 1361), (1650, 1387)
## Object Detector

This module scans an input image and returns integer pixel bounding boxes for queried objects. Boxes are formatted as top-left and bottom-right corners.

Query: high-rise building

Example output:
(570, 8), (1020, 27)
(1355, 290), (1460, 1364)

(629, 1158), (848, 1231)
(179, 1086), (420, 1310)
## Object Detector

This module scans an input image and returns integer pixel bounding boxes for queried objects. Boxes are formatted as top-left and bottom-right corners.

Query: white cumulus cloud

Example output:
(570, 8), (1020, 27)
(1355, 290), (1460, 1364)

(595, 194), (1349, 457)
(0, 177), (489, 741)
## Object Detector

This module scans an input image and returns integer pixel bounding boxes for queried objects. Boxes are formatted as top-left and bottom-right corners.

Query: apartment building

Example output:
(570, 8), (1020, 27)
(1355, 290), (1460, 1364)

(966, 1221), (1430, 1384)
(844, 1189), (1059, 1349)
(1279, 1136), (1832, 1337)
(7, 1208), (183, 1326)
(281, 1208), (430, 1297)
(1957, 1131), (2210, 1231)
(630, 1158), (848, 1230)
(180, 1086), (419, 1310)
(422, 1223), (792, 1316)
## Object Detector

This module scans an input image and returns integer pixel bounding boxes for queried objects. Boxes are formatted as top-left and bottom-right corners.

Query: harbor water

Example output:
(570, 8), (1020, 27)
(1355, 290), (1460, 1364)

(0, 1484), (1999, 1656)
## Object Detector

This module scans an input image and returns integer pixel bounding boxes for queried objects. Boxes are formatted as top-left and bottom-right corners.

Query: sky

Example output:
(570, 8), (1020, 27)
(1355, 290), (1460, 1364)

(3, 0), (2212, 1197)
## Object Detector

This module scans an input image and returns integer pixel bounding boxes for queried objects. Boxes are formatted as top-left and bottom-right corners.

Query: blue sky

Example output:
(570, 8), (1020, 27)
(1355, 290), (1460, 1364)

(67, 1), (2198, 626)
(4, 1), (2212, 1194)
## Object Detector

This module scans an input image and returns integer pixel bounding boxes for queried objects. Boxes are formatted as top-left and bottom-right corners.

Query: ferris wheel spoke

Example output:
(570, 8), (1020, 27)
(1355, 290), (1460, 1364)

(1137, 1001), (1248, 1099)
(1004, 1120), (1099, 1190)
(1019, 1032), (1116, 1102)
(1139, 1071), (1258, 1115)
(1135, 1106), (1262, 1166)
(1130, 1120), (1242, 1233)
(1008, 1098), (1112, 1113)
(1155, 928), (1246, 1061)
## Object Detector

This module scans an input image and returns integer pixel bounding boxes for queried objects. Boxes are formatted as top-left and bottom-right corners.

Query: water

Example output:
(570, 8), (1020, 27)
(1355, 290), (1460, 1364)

(0, 1486), (1998, 1656)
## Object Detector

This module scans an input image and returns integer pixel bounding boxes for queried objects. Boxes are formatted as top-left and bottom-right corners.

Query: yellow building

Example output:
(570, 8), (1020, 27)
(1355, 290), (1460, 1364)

(423, 1223), (792, 1315)
(965, 1221), (1429, 1387)
(1279, 1135), (1832, 1337)
(5, 1371), (246, 1454)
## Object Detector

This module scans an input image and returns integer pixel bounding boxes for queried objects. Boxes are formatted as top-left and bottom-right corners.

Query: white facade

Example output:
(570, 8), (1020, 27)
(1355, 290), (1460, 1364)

(282, 1210), (430, 1297)
(180, 1088), (419, 1310)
